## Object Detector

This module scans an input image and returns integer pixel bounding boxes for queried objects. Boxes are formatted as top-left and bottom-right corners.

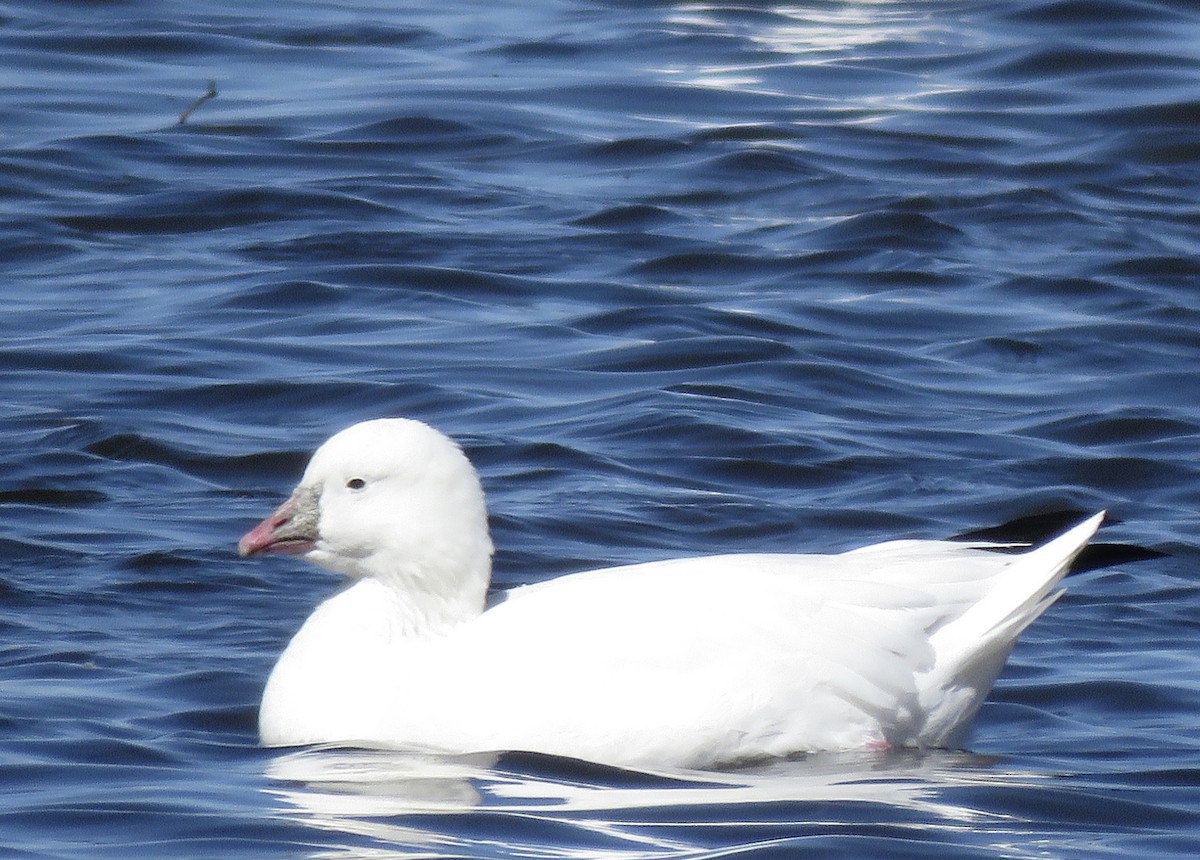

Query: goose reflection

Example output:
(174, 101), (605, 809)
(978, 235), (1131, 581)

(264, 745), (1053, 859)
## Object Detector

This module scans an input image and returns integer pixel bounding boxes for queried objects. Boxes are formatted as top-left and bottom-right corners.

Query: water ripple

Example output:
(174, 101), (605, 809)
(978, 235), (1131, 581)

(2, 0), (1199, 857)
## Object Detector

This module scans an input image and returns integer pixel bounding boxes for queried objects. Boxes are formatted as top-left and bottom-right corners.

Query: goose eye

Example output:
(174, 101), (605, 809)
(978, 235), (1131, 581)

(346, 477), (366, 491)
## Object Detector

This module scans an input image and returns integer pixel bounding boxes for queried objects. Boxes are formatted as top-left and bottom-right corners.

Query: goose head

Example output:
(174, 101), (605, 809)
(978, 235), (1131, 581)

(239, 419), (494, 622)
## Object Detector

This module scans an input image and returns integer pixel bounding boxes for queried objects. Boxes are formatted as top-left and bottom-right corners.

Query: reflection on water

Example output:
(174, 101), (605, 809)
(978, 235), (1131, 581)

(266, 745), (1054, 859)
(659, 3), (966, 108)
(671, 1), (949, 56)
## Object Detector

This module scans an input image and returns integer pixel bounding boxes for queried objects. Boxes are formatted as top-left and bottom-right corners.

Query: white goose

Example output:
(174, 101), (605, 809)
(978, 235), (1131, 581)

(240, 418), (1106, 770)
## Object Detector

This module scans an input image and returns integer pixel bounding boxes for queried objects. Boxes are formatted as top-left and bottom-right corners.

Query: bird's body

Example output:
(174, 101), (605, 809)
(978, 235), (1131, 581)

(241, 418), (1107, 770)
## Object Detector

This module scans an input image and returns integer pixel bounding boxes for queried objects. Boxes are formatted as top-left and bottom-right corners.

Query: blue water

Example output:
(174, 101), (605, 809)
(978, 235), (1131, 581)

(3, 0), (1200, 856)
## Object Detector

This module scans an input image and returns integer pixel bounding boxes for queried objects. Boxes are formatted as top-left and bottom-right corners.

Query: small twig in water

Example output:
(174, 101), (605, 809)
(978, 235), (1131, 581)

(178, 81), (218, 125)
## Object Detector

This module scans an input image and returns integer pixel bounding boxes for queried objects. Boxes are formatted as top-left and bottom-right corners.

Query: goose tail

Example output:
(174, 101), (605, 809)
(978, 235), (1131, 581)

(916, 511), (1105, 746)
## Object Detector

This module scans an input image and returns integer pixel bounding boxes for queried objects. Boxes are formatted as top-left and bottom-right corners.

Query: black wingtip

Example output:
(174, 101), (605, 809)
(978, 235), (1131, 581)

(954, 508), (1166, 574)
(954, 509), (1103, 544)
(1070, 542), (1168, 575)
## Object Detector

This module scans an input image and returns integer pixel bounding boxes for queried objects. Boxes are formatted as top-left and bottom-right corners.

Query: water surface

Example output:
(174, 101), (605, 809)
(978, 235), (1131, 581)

(2, 0), (1200, 857)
